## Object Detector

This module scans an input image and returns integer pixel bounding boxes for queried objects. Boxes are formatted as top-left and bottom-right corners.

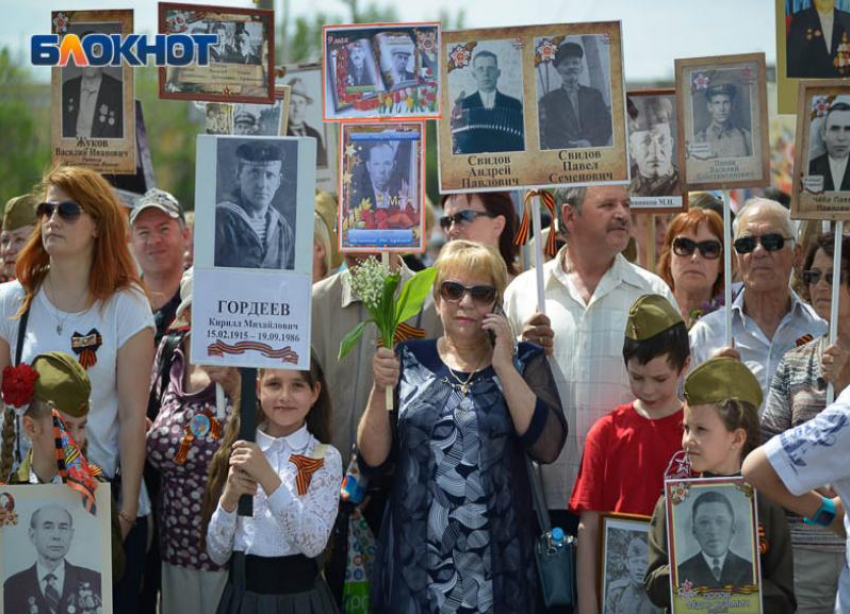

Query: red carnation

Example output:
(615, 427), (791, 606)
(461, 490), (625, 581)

(1, 364), (38, 408)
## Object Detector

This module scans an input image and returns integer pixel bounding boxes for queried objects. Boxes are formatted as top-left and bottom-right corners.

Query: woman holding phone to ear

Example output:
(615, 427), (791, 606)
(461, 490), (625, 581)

(0, 165), (155, 614)
(357, 240), (567, 613)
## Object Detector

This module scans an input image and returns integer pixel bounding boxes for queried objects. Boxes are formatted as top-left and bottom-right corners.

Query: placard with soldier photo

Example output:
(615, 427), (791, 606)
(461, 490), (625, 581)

(599, 513), (662, 614)
(665, 477), (762, 614)
(50, 10), (136, 175)
(626, 89), (686, 212)
(675, 54), (769, 191)
(277, 63), (339, 193)
(159, 3), (274, 104)
(0, 484), (114, 614)
(438, 22), (628, 193)
(203, 86), (291, 136)
(793, 81), (850, 219)
(322, 23), (441, 121)
(339, 122), (425, 252)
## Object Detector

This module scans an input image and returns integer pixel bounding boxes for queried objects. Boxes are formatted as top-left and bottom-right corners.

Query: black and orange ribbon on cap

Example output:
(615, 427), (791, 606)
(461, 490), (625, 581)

(516, 190), (559, 259)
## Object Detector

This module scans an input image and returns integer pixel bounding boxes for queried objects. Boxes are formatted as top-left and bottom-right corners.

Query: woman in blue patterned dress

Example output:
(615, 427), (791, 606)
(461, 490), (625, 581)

(357, 240), (567, 614)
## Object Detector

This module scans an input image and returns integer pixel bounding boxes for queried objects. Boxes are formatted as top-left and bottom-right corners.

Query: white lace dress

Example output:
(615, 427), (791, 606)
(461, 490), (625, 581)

(206, 425), (342, 614)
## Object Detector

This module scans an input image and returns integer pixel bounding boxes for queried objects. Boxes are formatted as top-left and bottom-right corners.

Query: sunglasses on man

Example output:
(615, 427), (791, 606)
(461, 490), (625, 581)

(439, 209), (497, 231)
(439, 280), (498, 305)
(732, 233), (792, 254)
(672, 237), (722, 260)
(36, 201), (83, 223)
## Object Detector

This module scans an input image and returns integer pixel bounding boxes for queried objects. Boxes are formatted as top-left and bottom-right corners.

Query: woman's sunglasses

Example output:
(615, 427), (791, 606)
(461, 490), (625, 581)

(36, 201), (83, 223)
(802, 269), (850, 286)
(733, 233), (791, 254)
(439, 209), (497, 231)
(439, 280), (497, 305)
(672, 237), (722, 260)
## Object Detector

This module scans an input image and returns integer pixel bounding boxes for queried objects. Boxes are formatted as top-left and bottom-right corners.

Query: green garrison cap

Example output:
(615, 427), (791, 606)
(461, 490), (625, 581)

(31, 351), (91, 418)
(684, 357), (763, 409)
(3, 195), (38, 232)
(624, 294), (683, 341)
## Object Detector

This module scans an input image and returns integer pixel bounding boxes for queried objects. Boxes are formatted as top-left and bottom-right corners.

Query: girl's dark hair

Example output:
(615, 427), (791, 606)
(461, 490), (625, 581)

(0, 398), (52, 482)
(622, 321), (690, 371)
(714, 399), (761, 459)
(200, 353), (332, 550)
(801, 232), (850, 301)
(441, 192), (519, 275)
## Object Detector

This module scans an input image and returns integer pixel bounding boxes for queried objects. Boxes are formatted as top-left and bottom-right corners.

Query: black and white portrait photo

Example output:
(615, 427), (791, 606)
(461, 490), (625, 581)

(233, 99), (285, 136)
(600, 515), (662, 614)
(282, 71), (328, 167)
(342, 38), (380, 94)
(448, 40), (525, 155)
(213, 138), (299, 270)
(378, 33), (418, 88)
(690, 74), (753, 160)
(536, 35), (613, 151)
(786, 0), (850, 79)
(205, 103), (233, 135)
(807, 94), (850, 192)
(627, 91), (683, 204)
(61, 22), (124, 140)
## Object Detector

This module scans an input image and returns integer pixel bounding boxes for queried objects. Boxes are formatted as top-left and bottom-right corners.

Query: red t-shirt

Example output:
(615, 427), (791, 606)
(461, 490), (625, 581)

(568, 402), (684, 517)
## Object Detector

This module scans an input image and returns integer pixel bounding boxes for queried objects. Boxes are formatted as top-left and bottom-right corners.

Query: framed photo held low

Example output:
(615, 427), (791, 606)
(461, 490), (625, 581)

(322, 23), (441, 121)
(203, 86), (292, 137)
(50, 9), (136, 175)
(626, 89), (687, 213)
(792, 81), (850, 220)
(675, 53), (770, 191)
(598, 512), (662, 614)
(665, 476), (762, 614)
(158, 2), (274, 104)
(339, 121), (425, 252)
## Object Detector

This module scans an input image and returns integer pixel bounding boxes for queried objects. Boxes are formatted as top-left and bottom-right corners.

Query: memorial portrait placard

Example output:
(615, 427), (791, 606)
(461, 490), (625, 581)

(438, 21), (628, 193)
(159, 3), (274, 104)
(792, 81), (850, 220)
(665, 476), (762, 614)
(50, 10), (136, 175)
(675, 53), (769, 191)
(277, 63), (340, 194)
(322, 23), (441, 121)
(339, 122), (425, 252)
(204, 86), (292, 136)
(0, 484), (113, 614)
(599, 513), (661, 614)
(626, 89), (686, 213)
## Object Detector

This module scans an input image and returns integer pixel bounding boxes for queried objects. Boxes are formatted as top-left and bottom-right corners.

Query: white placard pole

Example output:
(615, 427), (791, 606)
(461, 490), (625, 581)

(827, 221), (844, 405)
(531, 194), (546, 314)
(382, 251), (394, 410)
(215, 384), (226, 421)
(723, 191), (733, 348)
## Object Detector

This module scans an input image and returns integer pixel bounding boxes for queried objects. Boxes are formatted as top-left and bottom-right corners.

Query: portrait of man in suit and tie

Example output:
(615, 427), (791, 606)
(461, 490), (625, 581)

(537, 40), (613, 151)
(450, 49), (525, 154)
(809, 101), (850, 192)
(4, 504), (102, 614)
(676, 491), (754, 589)
(787, 0), (850, 79)
(61, 29), (124, 140)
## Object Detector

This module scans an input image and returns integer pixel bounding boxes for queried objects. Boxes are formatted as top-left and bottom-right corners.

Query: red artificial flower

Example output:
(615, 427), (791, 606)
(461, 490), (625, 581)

(1, 364), (39, 408)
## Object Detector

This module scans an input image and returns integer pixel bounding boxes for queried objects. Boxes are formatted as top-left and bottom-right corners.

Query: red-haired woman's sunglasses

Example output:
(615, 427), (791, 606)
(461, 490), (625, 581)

(36, 201), (83, 223)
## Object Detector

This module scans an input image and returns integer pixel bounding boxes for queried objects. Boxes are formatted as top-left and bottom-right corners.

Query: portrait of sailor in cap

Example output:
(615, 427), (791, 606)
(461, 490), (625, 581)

(285, 77), (327, 167)
(214, 141), (295, 270)
(627, 95), (681, 197)
(694, 81), (752, 159)
(537, 40), (612, 151)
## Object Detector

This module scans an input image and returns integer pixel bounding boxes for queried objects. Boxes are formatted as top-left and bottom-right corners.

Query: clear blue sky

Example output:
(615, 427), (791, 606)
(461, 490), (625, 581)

(0, 0), (778, 83)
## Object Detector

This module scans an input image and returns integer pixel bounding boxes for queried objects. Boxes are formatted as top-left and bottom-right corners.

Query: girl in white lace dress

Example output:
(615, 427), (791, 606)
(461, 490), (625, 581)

(201, 360), (341, 614)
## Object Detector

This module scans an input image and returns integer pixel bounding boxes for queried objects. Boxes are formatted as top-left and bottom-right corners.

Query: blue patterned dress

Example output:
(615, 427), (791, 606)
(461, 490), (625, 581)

(361, 340), (567, 614)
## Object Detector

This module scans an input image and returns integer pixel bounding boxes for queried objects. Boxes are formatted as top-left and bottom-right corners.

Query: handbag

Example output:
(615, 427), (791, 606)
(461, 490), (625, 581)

(526, 456), (576, 607)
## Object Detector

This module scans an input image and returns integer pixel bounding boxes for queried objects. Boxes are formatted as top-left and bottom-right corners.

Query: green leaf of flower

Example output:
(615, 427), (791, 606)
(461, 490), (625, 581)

(395, 268), (437, 327)
(338, 320), (370, 360)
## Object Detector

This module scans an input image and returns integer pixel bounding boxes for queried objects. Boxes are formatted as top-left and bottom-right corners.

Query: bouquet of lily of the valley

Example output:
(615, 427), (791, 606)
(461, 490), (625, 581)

(339, 257), (437, 361)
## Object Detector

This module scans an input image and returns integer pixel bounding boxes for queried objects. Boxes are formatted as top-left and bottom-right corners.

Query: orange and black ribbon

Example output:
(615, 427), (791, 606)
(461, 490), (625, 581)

(71, 329), (102, 370)
(289, 454), (325, 495)
(516, 190), (559, 258)
(52, 410), (98, 515)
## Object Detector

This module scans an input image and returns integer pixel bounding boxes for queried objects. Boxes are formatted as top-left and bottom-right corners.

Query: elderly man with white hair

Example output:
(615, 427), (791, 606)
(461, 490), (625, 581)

(689, 198), (827, 408)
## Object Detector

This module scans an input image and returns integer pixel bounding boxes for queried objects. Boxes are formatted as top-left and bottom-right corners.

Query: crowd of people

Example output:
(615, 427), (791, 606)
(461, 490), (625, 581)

(2, 167), (850, 614)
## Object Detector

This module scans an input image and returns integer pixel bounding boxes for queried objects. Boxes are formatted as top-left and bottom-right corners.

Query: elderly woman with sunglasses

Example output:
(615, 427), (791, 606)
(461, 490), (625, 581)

(760, 231), (850, 614)
(357, 240), (566, 614)
(0, 166), (155, 613)
(657, 208), (725, 327)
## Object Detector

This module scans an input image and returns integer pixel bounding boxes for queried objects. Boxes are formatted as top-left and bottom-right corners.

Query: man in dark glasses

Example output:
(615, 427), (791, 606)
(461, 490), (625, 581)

(503, 185), (677, 540)
(689, 198), (826, 405)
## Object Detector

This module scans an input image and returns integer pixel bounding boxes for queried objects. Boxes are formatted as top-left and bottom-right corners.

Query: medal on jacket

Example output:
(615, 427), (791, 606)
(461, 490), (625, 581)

(28, 596), (38, 614)
(71, 329), (103, 369)
(174, 408), (222, 465)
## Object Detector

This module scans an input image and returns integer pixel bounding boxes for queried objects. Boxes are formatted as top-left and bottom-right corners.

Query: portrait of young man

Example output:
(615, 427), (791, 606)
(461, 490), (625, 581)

(693, 82), (752, 159)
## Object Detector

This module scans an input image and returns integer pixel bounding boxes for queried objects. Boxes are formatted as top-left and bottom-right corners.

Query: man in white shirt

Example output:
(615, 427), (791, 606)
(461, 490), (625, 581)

(504, 185), (676, 520)
(689, 198), (826, 409)
(809, 102), (850, 192)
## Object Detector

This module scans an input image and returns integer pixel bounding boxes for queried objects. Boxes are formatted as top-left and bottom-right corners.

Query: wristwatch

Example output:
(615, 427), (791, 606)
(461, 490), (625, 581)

(804, 497), (837, 527)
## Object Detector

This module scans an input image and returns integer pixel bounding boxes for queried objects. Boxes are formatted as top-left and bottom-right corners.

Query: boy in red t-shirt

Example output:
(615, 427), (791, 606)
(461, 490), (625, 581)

(570, 294), (689, 614)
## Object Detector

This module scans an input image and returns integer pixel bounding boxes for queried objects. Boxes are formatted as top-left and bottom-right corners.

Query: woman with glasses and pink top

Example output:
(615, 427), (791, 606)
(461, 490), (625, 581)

(357, 240), (566, 614)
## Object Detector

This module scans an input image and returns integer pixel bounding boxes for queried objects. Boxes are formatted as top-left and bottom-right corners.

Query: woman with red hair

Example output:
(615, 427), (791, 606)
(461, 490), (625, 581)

(0, 165), (154, 613)
(657, 208), (726, 327)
